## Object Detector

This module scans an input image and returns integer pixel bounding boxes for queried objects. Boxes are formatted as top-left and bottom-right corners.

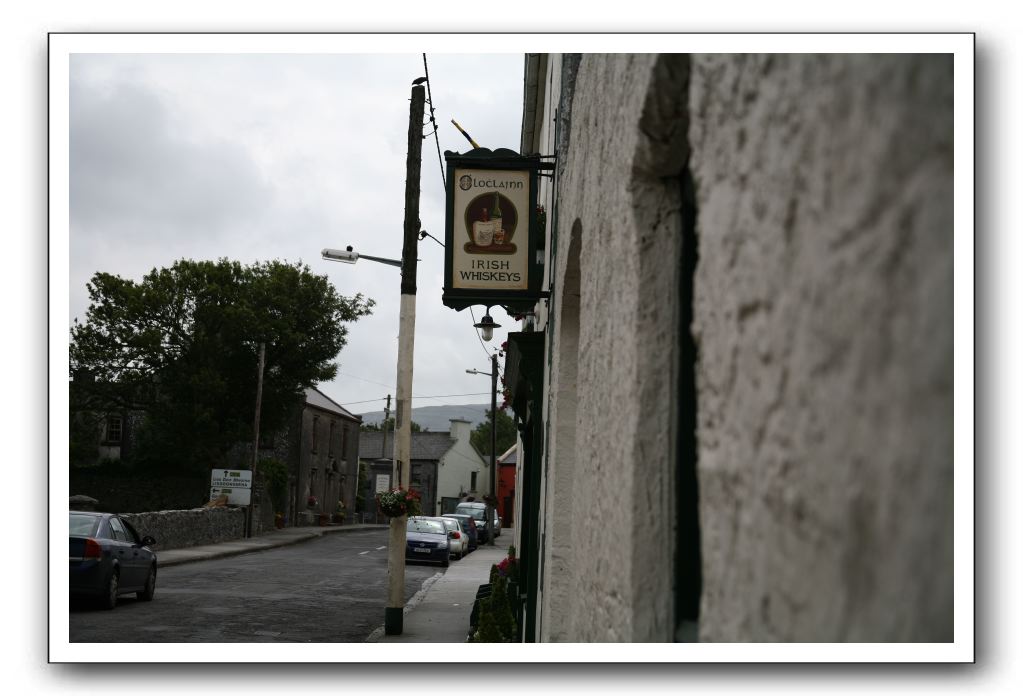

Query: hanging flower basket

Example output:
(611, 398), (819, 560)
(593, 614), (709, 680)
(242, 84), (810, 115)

(376, 487), (422, 518)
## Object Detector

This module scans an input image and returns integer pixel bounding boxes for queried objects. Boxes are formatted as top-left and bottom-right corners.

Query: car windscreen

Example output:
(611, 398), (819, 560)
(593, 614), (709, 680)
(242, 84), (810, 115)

(444, 515), (473, 532)
(69, 513), (98, 537)
(457, 506), (486, 520)
(407, 519), (445, 534)
(439, 518), (459, 532)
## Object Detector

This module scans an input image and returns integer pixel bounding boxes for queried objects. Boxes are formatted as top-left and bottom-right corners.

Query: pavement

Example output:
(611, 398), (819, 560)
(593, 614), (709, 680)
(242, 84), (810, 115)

(155, 521), (513, 643)
(370, 528), (512, 643)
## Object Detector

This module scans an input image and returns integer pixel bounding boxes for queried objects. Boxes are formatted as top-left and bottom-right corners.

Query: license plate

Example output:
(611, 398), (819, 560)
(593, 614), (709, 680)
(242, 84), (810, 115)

(413, 547), (431, 553)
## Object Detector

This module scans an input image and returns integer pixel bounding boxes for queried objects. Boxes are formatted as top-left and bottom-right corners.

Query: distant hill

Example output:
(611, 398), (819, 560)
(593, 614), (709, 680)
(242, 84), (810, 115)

(358, 403), (491, 433)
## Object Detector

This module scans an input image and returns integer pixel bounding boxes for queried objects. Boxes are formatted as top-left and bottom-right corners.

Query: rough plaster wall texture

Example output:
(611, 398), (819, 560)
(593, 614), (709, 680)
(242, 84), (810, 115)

(689, 54), (954, 641)
(122, 508), (245, 551)
(550, 54), (682, 641)
(538, 227), (581, 642)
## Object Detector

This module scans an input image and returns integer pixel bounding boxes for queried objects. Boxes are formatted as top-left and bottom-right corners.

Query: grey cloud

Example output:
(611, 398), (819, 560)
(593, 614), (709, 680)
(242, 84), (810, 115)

(67, 52), (525, 407)
(70, 79), (273, 240)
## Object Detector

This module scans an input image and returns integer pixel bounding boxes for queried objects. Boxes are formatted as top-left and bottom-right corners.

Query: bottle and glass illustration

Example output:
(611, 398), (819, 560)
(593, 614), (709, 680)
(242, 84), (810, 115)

(466, 191), (517, 253)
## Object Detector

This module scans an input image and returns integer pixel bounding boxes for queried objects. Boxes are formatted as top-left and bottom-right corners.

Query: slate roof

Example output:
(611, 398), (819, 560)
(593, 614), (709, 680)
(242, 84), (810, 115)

(304, 387), (360, 421)
(359, 431), (457, 462)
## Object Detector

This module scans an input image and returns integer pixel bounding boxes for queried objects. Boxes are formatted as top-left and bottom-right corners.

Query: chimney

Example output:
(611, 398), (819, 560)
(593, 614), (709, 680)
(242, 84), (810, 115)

(449, 418), (472, 442)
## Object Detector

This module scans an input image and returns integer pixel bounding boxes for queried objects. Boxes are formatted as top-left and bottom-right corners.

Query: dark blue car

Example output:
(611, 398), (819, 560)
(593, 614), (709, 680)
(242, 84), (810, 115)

(405, 517), (450, 567)
(69, 511), (158, 609)
(442, 513), (479, 552)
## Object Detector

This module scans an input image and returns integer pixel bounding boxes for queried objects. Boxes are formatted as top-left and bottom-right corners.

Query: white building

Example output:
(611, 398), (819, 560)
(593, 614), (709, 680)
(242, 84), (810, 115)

(505, 53), (954, 642)
(359, 418), (490, 519)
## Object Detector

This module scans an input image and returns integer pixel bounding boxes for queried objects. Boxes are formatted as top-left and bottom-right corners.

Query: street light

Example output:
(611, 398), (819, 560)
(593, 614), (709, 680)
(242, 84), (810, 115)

(320, 81), (426, 637)
(323, 243), (415, 633)
(466, 355), (499, 546)
(322, 246), (403, 268)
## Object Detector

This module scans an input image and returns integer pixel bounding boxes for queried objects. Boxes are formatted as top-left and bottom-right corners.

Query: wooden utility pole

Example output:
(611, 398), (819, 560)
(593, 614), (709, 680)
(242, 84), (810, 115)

(488, 352), (497, 545)
(247, 341), (266, 538)
(381, 393), (392, 458)
(385, 82), (425, 636)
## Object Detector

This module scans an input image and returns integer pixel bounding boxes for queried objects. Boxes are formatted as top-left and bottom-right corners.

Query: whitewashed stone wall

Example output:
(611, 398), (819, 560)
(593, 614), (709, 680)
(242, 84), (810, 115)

(538, 53), (953, 642)
(122, 507), (246, 551)
(542, 54), (685, 641)
(688, 53), (953, 642)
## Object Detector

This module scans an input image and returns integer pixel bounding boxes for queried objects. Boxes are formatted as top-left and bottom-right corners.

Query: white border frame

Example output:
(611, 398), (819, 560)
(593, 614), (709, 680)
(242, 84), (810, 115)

(50, 32), (974, 664)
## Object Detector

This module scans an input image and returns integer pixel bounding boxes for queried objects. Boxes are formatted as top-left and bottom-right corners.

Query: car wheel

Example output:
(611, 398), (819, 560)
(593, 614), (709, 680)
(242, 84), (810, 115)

(137, 564), (156, 601)
(442, 555), (450, 568)
(102, 568), (119, 610)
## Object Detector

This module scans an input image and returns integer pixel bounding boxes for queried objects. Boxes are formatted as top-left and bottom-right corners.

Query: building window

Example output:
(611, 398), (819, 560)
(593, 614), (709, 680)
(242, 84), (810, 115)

(471, 471), (478, 491)
(104, 416), (122, 444)
(328, 420), (336, 456)
(312, 415), (319, 453)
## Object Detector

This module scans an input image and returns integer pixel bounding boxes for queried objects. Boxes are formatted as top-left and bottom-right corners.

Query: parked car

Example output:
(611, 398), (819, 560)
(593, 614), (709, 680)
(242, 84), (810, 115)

(454, 501), (501, 541)
(405, 516), (450, 567)
(442, 513), (479, 552)
(69, 511), (157, 609)
(430, 516), (468, 560)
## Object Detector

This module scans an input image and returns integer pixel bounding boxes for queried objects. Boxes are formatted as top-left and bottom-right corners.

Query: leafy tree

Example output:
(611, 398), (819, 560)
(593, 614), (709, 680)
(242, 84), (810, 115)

(70, 258), (374, 474)
(470, 408), (517, 458)
(361, 417), (422, 433)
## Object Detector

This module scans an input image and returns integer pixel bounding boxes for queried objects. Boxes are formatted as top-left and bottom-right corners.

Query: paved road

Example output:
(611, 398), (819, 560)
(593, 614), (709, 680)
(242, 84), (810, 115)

(69, 528), (441, 642)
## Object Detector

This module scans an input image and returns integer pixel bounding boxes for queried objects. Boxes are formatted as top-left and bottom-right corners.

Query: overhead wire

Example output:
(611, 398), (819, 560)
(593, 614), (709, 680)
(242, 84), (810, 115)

(420, 55), (505, 386)
(422, 54), (446, 195)
(342, 392), (491, 408)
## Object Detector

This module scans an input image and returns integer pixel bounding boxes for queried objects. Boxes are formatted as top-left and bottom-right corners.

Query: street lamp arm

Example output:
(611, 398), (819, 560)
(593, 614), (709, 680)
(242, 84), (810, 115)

(359, 253), (403, 268)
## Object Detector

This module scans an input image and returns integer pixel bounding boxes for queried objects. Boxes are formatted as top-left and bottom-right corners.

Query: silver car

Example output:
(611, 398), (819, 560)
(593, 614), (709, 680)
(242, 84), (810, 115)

(429, 516), (468, 559)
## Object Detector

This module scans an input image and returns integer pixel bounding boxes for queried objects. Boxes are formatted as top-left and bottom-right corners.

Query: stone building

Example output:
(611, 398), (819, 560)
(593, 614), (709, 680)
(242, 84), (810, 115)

(69, 382), (362, 525)
(274, 387), (362, 526)
(505, 54), (954, 642)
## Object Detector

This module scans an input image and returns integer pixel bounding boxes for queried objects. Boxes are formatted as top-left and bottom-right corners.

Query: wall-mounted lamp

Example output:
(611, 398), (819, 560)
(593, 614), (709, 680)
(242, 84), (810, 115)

(474, 311), (501, 342)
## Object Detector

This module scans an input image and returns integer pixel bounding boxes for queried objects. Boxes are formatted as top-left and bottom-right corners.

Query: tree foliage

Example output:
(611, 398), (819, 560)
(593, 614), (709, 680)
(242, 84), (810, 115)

(70, 258), (374, 473)
(470, 408), (517, 458)
(260, 458), (289, 514)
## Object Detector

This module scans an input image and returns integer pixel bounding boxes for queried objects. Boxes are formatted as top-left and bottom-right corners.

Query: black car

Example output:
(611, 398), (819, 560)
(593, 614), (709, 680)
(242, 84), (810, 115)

(442, 513), (479, 552)
(405, 517), (450, 567)
(69, 511), (157, 609)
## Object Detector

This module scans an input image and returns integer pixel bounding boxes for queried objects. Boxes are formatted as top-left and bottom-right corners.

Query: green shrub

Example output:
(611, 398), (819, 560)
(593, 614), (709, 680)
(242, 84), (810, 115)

(260, 458), (289, 514)
(490, 576), (516, 640)
(474, 598), (504, 642)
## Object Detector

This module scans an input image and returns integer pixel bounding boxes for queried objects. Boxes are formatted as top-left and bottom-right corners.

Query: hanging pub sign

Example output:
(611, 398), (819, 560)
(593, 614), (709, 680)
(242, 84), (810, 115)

(443, 148), (544, 313)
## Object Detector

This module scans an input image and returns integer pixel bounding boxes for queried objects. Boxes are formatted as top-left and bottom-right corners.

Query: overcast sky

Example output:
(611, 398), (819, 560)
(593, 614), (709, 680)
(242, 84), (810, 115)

(69, 52), (524, 417)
